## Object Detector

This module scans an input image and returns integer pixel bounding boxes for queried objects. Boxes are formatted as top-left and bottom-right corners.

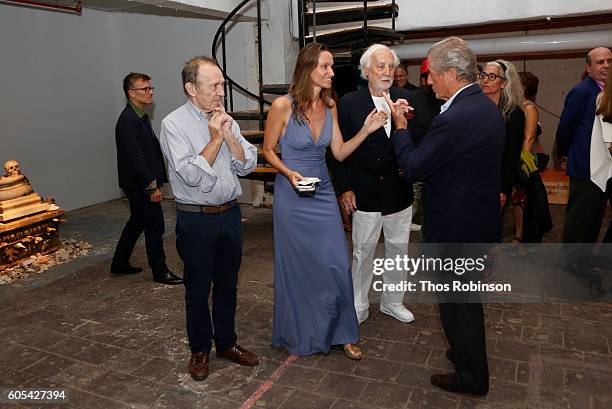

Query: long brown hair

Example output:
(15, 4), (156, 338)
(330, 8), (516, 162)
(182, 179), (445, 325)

(289, 43), (334, 123)
(596, 75), (612, 123)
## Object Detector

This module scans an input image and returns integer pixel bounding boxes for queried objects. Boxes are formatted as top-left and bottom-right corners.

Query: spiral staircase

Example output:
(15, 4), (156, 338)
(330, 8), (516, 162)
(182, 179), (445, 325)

(211, 0), (400, 180)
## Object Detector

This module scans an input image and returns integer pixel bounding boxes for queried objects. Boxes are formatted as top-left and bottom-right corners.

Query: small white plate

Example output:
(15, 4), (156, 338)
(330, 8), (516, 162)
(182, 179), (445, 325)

(296, 177), (321, 186)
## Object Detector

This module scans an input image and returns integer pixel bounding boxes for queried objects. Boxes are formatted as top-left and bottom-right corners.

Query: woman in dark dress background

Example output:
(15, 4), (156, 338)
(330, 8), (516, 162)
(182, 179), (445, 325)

(479, 59), (525, 241)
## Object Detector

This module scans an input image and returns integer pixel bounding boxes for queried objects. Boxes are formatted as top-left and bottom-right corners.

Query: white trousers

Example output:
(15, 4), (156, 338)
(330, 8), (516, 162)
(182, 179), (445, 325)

(351, 206), (412, 312)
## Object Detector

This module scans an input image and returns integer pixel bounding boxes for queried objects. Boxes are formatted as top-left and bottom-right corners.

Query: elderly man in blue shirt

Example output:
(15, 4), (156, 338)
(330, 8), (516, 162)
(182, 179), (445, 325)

(160, 56), (259, 381)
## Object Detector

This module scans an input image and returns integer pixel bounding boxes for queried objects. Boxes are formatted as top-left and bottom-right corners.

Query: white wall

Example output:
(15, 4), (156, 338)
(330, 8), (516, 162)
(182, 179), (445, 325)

(0, 4), (251, 210)
(395, 0), (612, 31)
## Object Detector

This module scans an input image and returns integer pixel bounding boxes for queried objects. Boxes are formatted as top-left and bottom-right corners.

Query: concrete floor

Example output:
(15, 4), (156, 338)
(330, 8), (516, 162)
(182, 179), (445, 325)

(0, 198), (611, 409)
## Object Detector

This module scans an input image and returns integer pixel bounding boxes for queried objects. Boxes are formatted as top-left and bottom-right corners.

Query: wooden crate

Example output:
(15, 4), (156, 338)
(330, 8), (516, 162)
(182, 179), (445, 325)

(541, 169), (569, 205)
(0, 209), (65, 271)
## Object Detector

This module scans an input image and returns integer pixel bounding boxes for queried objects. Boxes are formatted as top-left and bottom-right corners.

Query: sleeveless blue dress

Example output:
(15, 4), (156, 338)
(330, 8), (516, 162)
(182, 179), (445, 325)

(271, 96), (359, 355)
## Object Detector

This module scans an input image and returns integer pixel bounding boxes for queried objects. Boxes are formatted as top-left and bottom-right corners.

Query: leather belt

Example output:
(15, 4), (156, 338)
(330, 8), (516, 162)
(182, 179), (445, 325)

(176, 200), (237, 214)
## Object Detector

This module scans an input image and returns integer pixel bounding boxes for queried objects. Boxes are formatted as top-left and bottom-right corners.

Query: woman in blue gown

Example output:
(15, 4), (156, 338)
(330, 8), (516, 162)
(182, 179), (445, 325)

(263, 43), (388, 359)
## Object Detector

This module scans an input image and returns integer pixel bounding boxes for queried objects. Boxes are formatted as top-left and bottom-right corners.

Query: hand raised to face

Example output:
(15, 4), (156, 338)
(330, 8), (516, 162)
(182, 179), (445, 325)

(211, 107), (234, 138)
(383, 92), (413, 130)
(221, 112), (233, 134)
(208, 110), (225, 140)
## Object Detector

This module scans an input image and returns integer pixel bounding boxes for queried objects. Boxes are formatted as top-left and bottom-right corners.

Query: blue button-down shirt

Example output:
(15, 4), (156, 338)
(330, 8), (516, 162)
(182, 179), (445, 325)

(159, 100), (257, 205)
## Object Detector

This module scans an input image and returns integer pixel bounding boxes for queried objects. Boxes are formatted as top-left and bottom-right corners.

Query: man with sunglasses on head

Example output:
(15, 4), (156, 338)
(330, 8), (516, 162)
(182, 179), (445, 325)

(111, 72), (183, 285)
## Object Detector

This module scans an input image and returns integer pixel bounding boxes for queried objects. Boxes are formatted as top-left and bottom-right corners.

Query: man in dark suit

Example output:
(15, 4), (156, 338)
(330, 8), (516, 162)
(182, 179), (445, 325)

(334, 44), (415, 325)
(388, 37), (505, 395)
(111, 72), (183, 285)
(556, 47), (611, 268)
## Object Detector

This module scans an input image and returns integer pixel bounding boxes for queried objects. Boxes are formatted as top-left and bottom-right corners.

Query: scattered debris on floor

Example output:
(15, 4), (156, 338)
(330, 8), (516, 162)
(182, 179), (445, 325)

(0, 239), (91, 284)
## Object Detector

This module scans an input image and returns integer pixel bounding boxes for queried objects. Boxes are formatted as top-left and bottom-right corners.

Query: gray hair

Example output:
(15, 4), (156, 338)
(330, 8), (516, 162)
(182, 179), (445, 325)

(427, 37), (477, 82)
(359, 44), (400, 80)
(181, 55), (218, 96)
(486, 59), (524, 121)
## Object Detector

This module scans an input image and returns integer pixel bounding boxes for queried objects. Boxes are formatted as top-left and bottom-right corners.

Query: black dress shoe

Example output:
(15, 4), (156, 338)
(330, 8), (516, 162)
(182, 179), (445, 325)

(153, 269), (183, 285)
(431, 373), (487, 395)
(110, 264), (143, 276)
(569, 263), (606, 294)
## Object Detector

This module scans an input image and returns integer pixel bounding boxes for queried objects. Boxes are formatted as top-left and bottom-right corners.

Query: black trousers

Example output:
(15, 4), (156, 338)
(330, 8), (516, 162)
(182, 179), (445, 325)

(111, 190), (167, 274)
(176, 206), (241, 354)
(604, 179), (612, 243)
(561, 178), (607, 265)
(439, 302), (489, 395)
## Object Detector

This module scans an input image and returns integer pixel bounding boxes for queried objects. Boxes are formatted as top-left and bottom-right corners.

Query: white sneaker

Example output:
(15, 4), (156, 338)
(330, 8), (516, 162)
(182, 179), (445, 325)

(356, 309), (369, 325)
(410, 223), (421, 232)
(379, 303), (415, 323)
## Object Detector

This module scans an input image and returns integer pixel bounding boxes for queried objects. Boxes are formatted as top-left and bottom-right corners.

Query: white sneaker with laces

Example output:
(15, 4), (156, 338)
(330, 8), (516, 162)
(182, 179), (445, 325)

(356, 309), (369, 325)
(379, 303), (415, 323)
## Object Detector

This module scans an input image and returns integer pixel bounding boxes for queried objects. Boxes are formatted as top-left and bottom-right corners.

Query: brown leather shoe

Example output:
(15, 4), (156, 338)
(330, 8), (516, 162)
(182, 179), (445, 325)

(188, 352), (209, 381)
(216, 344), (259, 366)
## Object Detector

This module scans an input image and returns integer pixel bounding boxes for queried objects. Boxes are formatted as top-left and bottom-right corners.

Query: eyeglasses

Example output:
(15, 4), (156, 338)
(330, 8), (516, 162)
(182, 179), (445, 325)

(478, 72), (505, 81)
(131, 87), (155, 93)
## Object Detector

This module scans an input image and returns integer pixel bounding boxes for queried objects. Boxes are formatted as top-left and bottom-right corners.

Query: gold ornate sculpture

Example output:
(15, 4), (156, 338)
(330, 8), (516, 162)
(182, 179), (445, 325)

(0, 159), (64, 271)
(0, 160), (49, 222)
(0, 160), (34, 202)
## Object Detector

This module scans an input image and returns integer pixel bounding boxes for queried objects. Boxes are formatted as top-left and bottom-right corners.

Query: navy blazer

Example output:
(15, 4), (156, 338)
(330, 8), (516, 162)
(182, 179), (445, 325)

(406, 87), (443, 147)
(392, 84), (505, 243)
(115, 104), (168, 192)
(555, 76), (601, 179)
(332, 86), (414, 215)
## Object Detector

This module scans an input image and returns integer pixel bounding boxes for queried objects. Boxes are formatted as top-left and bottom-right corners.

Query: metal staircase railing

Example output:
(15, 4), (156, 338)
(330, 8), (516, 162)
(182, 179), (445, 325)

(212, 0), (399, 132)
(211, 0), (400, 182)
(212, 0), (269, 131)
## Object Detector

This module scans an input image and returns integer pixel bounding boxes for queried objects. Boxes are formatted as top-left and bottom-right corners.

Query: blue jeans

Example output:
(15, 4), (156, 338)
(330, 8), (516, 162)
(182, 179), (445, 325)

(176, 205), (242, 353)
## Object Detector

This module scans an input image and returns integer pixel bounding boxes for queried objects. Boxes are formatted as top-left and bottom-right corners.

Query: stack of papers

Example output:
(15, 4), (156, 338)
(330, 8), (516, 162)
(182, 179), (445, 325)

(296, 177), (321, 192)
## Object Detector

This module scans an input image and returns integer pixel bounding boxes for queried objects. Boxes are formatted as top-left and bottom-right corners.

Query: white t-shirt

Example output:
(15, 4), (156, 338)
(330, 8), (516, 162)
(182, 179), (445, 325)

(371, 95), (391, 137)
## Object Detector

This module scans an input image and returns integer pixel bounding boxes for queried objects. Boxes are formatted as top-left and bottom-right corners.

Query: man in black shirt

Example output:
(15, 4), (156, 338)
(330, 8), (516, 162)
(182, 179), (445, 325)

(111, 72), (182, 285)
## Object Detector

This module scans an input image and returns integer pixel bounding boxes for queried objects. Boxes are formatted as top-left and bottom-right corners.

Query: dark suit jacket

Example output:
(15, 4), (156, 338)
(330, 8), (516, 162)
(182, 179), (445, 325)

(333, 86), (414, 215)
(406, 87), (444, 147)
(392, 84), (505, 243)
(115, 104), (168, 192)
(555, 76), (601, 179)
(404, 82), (419, 91)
